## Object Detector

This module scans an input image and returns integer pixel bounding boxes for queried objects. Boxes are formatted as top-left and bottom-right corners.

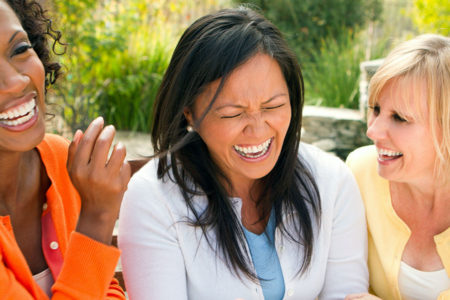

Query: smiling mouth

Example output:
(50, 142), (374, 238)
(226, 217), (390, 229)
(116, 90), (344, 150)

(233, 137), (273, 159)
(377, 147), (403, 161)
(0, 98), (37, 127)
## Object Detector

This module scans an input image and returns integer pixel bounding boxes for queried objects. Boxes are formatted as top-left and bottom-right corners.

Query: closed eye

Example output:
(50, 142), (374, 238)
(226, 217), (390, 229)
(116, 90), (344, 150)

(393, 113), (408, 122)
(221, 113), (242, 119)
(264, 103), (286, 110)
(12, 43), (33, 57)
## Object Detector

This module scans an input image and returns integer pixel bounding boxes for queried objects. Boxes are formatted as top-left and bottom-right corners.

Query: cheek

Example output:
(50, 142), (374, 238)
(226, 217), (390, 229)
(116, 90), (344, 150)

(25, 55), (46, 92)
(35, 59), (46, 93)
(269, 107), (291, 135)
(197, 119), (239, 154)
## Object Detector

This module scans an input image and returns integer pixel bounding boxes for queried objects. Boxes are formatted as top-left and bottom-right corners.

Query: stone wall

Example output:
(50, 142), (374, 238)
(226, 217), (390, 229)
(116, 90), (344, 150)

(301, 105), (372, 160)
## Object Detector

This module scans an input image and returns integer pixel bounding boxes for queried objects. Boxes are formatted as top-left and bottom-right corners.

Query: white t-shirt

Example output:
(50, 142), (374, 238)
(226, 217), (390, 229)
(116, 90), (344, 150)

(118, 143), (368, 300)
(399, 261), (450, 300)
(33, 268), (54, 297)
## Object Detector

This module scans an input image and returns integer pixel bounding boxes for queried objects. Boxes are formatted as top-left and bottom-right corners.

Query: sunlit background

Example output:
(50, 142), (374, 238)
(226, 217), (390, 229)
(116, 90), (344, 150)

(42, 0), (449, 134)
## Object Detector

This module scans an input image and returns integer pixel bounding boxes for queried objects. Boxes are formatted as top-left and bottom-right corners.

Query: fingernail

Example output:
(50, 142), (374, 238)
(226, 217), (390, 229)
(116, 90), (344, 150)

(102, 125), (115, 137)
(94, 116), (104, 126)
(116, 142), (124, 150)
(73, 129), (82, 142)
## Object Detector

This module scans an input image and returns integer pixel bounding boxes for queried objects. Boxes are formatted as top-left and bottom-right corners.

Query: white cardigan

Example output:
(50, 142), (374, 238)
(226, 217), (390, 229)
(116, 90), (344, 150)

(118, 143), (368, 300)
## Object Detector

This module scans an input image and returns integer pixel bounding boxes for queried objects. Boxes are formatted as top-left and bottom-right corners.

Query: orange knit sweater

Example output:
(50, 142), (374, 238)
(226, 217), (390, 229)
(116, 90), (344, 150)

(0, 134), (125, 299)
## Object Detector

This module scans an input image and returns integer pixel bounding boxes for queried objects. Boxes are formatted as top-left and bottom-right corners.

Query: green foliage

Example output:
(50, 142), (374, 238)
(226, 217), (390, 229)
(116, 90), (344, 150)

(304, 30), (364, 108)
(304, 30), (389, 108)
(234, 0), (382, 65)
(50, 0), (227, 132)
(412, 0), (450, 35)
(231, 0), (384, 109)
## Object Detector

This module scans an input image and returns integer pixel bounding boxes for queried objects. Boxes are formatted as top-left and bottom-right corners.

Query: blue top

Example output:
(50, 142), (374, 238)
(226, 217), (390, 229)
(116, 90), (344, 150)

(243, 209), (285, 300)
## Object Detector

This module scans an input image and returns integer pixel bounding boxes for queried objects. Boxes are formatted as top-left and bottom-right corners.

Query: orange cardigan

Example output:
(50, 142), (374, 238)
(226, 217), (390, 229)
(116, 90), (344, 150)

(0, 134), (125, 299)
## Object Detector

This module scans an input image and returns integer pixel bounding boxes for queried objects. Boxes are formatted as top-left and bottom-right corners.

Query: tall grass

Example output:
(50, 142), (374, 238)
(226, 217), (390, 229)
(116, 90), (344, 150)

(51, 0), (229, 132)
(304, 29), (389, 109)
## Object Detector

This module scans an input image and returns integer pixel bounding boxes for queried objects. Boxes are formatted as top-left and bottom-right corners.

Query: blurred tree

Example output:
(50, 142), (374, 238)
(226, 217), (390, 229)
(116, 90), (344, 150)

(234, 0), (382, 64)
(48, 0), (229, 132)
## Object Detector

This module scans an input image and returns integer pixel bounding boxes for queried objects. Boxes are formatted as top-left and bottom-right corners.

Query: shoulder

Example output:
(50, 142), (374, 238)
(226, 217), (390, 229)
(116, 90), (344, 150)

(299, 142), (364, 213)
(346, 145), (378, 186)
(37, 134), (70, 158)
(37, 133), (71, 181)
(346, 145), (377, 172)
(121, 158), (188, 220)
(299, 142), (352, 183)
(119, 158), (194, 245)
(127, 158), (179, 197)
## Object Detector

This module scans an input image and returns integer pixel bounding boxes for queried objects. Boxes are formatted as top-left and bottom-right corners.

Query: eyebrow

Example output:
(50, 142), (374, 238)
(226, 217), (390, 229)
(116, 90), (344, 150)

(214, 93), (288, 110)
(9, 30), (23, 43)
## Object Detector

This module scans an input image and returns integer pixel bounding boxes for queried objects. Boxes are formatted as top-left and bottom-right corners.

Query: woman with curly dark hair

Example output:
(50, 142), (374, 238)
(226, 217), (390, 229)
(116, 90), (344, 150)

(0, 0), (130, 298)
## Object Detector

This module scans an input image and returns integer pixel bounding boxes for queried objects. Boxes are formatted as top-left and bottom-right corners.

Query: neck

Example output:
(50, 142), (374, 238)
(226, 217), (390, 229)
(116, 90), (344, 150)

(228, 178), (272, 232)
(0, 149), (40, 215)
(391, 180), (450, 212)
(228, 177), (258, 203)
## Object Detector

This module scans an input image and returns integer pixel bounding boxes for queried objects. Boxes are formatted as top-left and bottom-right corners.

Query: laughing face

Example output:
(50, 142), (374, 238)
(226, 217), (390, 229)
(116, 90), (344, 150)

(185, 53), (291, 192)
(0, 0), (46, 153)
(366, 78), (438, 185)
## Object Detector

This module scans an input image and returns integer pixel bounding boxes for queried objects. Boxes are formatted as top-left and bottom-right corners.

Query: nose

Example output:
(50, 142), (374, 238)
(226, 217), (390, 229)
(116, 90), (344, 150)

(366, 113), (388, 142)
(0, 59), (30, 94)
(243, 111), (267, 137)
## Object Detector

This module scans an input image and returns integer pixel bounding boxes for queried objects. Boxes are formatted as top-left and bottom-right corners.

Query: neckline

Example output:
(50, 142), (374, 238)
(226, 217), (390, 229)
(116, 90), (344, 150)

(242, 208), (276, 238)
(400, 261), (446, 275)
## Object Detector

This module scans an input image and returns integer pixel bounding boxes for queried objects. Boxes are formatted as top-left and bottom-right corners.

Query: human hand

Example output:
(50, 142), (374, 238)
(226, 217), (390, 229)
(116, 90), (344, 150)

(345, 293), (383, 300)
(67, 117), (131, 245)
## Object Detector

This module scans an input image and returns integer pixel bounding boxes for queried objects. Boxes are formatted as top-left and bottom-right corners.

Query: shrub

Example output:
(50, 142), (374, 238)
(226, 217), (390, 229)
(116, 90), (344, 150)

(304, 30), (364, 108)
(50, 0), (227, 132)
(304, 29), (389, 108)
(234, 0), (382, 65)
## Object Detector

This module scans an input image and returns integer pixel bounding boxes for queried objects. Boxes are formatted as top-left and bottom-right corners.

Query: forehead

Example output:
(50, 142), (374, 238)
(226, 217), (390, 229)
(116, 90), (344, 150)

(378, 76), (429, 118)
(196, 53), (288, 108)
(0, 1), (23, 35)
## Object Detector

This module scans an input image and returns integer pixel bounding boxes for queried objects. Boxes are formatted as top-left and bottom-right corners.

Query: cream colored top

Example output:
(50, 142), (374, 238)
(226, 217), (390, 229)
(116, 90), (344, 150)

(398, 261), (449, 300)
(347, 145), (450, 300)
(32, 268), (54, 297)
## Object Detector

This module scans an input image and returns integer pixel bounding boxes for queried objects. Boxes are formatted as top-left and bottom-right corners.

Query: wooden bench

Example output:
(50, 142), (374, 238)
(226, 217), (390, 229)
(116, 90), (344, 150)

(112, 160), (148, 293)
(112, 223), (126, 292)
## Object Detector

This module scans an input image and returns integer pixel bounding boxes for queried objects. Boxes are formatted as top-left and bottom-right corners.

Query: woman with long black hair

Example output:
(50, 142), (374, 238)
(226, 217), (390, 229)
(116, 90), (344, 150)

(119, 7), (368, 300)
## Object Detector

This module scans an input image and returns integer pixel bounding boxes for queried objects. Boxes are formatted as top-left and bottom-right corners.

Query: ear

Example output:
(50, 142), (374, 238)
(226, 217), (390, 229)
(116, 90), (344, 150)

(183, 107), (193, 126)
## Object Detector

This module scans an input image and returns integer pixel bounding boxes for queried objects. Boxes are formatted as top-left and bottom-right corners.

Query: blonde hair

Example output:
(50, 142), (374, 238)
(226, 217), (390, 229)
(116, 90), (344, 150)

(368, 34), (450, 182)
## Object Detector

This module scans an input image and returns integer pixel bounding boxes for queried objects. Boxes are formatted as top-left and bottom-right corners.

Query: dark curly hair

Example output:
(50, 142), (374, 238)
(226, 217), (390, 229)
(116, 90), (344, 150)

(6, 0), (64, 89)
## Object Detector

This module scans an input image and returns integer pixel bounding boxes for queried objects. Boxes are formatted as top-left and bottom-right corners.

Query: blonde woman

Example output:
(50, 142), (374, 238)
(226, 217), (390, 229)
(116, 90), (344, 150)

(346, 34), (450, 300)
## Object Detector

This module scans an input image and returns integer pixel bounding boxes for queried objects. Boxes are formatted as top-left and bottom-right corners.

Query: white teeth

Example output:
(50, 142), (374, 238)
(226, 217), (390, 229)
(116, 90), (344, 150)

(233, 138), (272, 158)
(0, 102), (37, 126)
(377, 147), (403, 157)
(0, 99), (36, 121)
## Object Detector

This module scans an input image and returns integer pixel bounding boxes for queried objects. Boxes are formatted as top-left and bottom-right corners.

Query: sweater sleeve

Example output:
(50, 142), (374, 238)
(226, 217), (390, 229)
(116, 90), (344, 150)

(0, 254), (42, 299)
(306, 150), (368, 299)
(118, 165), (188, 300)
(0, 235), (124, 300)
(40, 134), (126, 299)
(51, 232), (124, 299)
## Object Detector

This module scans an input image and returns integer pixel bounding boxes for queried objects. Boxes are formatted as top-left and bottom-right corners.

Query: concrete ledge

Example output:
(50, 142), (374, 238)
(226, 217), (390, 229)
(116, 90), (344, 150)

(302, 105), (372, 159)
(49, 106), (372, 162)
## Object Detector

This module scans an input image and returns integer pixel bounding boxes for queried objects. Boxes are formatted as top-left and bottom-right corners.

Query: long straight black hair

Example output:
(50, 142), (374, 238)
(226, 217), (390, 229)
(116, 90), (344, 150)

(151, 7), (321, 280)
